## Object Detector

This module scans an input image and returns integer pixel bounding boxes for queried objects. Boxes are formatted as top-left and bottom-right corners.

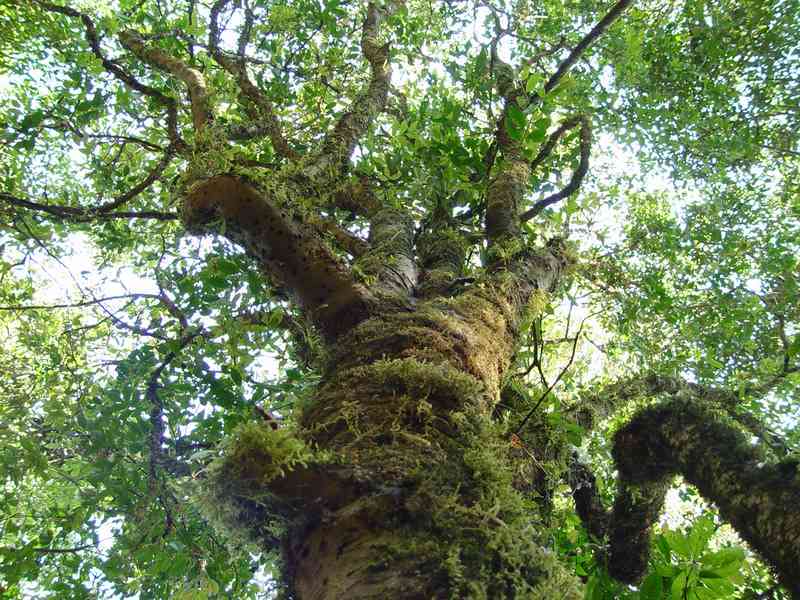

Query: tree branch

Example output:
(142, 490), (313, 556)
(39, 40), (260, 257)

(520, 116), (591, 223)
(484, 51), (528, 249)
(119, 29), (213, 133)
(541, 0), (635, 97)
(0, 292), (161, 312)
(208, 0), (299, 159)
(1, 140), (176, 221)
(612, 398), (800, 594)
(356, 207), (418, 297)
(183, 174), (373, 339)
(578, 373), (793, 456)
(33, 1), (185, 149)
(1, 192), (178, 222)
(307, 2), (396, 179)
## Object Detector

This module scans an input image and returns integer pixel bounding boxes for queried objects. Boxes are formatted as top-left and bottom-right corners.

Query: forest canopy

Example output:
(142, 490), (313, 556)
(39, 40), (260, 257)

(0, 0), (798, 598)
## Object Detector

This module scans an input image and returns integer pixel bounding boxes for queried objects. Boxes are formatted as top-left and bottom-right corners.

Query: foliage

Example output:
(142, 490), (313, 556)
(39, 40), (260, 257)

(0, 0), (798, 597)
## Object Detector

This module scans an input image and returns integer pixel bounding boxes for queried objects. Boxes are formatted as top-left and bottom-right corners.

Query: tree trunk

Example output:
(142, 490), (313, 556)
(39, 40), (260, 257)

(203, 251), (582, 599)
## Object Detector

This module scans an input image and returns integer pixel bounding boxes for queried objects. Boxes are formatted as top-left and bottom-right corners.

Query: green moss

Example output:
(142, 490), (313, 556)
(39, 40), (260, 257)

(198, 422), (315, 549)
(366, 357), (484, 403)
(384, 409), (584, 598)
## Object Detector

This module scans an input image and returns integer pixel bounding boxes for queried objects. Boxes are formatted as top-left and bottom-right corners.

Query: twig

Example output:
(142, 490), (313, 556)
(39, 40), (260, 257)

(514, 311), (598, 434)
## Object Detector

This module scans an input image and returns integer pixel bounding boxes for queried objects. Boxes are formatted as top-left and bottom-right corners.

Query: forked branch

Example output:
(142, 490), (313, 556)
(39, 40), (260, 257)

(33, 1), (185, 149)
(308, 2), (396, 179)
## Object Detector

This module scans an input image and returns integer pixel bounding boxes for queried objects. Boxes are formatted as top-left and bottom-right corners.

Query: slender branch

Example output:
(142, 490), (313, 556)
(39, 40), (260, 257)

(208, 0), (299, 159)
(147, 332), (200, 491)
(33, 1), (185, 149)
(530, 115), (586, 172)
(1, 543), (96, 555)
(1, 192), (178, 222)
(514, 311), (595, 434)
(541, 0), (635, 96)
(94, 147), (177, 213)
(0, 292), (160, 312)
(307, 2), (396, 179)
(520, 116), (591, 222)
(1, 143), (177, 221)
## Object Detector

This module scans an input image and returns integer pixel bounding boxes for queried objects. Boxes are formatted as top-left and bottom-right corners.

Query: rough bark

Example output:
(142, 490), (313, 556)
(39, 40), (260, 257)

(202, 244), (578, 599)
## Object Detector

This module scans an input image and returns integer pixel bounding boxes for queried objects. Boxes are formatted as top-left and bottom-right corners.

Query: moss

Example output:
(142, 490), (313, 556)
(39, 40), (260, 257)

(198, 422), (316, 549)
(366, 357), (484, 405)
(384, 409), (584, 599)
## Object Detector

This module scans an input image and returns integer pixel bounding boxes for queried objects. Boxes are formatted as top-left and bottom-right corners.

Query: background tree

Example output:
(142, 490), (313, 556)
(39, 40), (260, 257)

(0, 0), (798, 598)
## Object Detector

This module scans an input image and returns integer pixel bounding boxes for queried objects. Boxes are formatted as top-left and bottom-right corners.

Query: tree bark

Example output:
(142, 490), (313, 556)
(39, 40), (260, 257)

(203, 245), (579, 598)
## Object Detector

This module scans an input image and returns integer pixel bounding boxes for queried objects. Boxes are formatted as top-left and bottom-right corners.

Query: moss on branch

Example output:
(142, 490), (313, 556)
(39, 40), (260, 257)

(612, 398), (800, 595)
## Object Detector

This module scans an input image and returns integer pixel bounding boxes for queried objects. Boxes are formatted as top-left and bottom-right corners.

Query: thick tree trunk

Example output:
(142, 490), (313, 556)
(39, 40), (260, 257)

(203, 249), (581, 599)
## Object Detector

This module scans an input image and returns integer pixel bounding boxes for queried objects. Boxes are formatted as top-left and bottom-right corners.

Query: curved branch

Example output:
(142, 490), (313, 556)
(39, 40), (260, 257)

(209, 0), (299, 159)
(529, 115), (586, 172)
(520, 116), (591, 223)
(578, 373), (793, 456)
(33, 1), (185, 149)
(94, 145), (176, 213)
(183, 174), (373, 339)
(612, 398), (800, 595)
(119, 29), (213, 133)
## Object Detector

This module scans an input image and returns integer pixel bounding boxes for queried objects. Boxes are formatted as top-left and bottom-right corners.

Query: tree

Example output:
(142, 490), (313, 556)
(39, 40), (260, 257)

(0, 0), (798, 597)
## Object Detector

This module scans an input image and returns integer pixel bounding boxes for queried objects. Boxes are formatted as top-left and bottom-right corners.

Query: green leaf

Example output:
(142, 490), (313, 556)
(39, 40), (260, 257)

(18, 110), (44, 131)
(640, 573), (663, 599)
(506, 103), (526, 141)
(671, 571), (690, 600)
